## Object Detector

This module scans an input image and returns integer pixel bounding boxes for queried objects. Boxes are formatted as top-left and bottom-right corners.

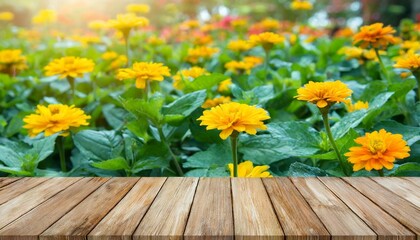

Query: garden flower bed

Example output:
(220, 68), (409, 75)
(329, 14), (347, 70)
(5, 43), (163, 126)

(0, 2), (419, 177)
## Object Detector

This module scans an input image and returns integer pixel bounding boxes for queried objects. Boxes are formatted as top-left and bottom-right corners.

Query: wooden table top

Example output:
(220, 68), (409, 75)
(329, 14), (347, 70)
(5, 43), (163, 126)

(0, 177), (419, 240)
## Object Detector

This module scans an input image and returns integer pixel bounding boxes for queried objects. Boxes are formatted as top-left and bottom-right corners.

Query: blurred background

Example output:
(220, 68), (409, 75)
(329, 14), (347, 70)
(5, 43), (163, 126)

(0, 0), (418, 29)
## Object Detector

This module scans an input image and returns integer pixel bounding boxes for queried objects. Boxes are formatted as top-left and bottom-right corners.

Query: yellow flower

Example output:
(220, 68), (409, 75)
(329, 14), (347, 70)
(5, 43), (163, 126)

(363, 49), (386, 62)
(231, 18), (247, 29)
(117, 62), (170, 89)
(394, 53), (420, 72)
(400, 71), (412, 79)
(72, 35), (101, 46)
(202, 96), (231, 108)
(185, 46), (219, 64)
(108, 13), (149, 39)
(126, 4), (150, 14)
(353, 23), (397, 49)
(88, 20), (108, 30)
(345, 129), (410, 171)
(0, 11), (14, 21)
(101, 51), (119, 60)
(339, 46), (364, 60)
(258, 18), (280, 31)
(400, 40), (420, 54)
(228, 161), (272, 177)
(243, 56), (263, 66)
(334, 27), (354, 38)
(227, 39), (252, 52)
(218, 78), (232, 93)
(295, 81), (352, 108)
(32, 9), (56, 25)
(345, 100), (369, 112)
(197, 102), (270, 140)
(193, 34), (213, 46)
(290, 0), (313, 10)
(0, 49), (27, 74)
(44, 56), (95, 79)
(109, 55), (128, 71)
(225, 60), (254, 74)
(23, 104), (90, 137)
(180, 19), (200, 30)
(147, 36), (166, 46)
(173, 67), (208, 90)
(249, 32), (285, 52)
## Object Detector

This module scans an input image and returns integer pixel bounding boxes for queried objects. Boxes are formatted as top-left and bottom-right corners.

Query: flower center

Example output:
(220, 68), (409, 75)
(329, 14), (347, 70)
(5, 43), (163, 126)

(368, 138), (386, 154)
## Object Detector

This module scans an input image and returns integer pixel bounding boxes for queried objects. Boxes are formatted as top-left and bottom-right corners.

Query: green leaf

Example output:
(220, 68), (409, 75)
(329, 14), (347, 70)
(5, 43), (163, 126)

(287, 162), (328, 177)
(126, 119), (150, 141)
(162, 90), (206, 117)
(91, 157), (130, 171)
(185, 167), (229, 177)
(0, 164), (32, 176)
(391, 163), (420, 176)
(28, 134), (58, 163)
(374, 120), (420, 145)
(184, 73), (228, 93)
(132, 140), (170, 173)
(120, 95), (164, 125)
(184, 142), (232, 169)
(164, 114), (186, 126)
(0, 145), (22, 167)
(5, 112), (26, 137)
(103, 104), (128, 129)
(239, 122), (321, 165)
(73, 130), (124, 161)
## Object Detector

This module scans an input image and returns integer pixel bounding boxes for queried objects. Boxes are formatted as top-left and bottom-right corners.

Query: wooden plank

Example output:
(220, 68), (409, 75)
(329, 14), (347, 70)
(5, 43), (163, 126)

(320, 177), (415, 240)
(0, 178), (80, 230)
(0, 178), (21, 188)
(403, 178), (420, 188)
(291, 177), (376, 240)
(184, 178), (234, 240)
(88, 178), (167, 240)
(40, 177), (138, 240)
(262, 178), (329, 240)
(371, 177), (420, 207)
(343, 177), (420, 239)
(0, 178), (49, 205)
(0, 178), (108, 240)
(133, 177), (198, 240)
(231, 178), (283, 240)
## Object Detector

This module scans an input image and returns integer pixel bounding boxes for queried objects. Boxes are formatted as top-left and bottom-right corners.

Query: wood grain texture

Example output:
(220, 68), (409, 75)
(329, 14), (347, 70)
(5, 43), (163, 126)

(0, 178), (80, 230)
(263, 178), (329, 240)
(343, 177), (420, 239)
(40, 177), (138, 240)
(133, 177), (199, 240)
(184, 178), (234, 240)
(0, 178), (48, 205)
(0, 178), (21, 188)
(88, 178), (167, 240)
(371, 177), (420, 206)
(403, 177), (420, 188)
(231, 178), (283, 240)
(0, 178), (108, 240)
(320, 177), (415, 240)
(291, 177), (376, 240)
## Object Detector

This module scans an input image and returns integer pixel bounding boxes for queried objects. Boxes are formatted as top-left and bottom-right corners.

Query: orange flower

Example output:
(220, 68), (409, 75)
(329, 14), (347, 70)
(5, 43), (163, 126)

(197, 102), (270, 140)
(249, 32), (285, 52)
(201, 96), (231, 108)
(353, 23), (397, 49)
(295, 81), (352, 108)
(345, 129), (410, 171)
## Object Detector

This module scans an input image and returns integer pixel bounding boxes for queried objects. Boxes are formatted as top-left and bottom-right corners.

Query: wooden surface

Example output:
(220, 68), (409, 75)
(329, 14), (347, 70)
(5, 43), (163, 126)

(0, 177), (419, 240)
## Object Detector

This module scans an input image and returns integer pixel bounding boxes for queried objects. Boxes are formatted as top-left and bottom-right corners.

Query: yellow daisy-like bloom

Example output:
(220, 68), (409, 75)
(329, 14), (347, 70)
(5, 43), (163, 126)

(353, 23), (397, 49)
(227, 39), (252, 52)
(173, 67), (209, 90)
(185, 46), (219, 64)
(334, 27), (354, 38)
(108, 13), (149, 39)
(339, 46), (364, 60)
(44, 56), (95, 79)
(180, 19), (200, 30)
(231, 18), (247, 29)
(295, 80), (352, 108)
(23, 104), (90, 137)
(101, 51), (119, 60)
(218, 78), (232, 93)
(228, 161), (272, 177)
(290, 0), (313, 10)
(117, 62), (170, 89)
(88, 20), (108, 31)
(249, 32), (285, 52)
(225, 60), (254, 74)
(147, 36), (166, 46)
(197, 102), (270, 140)
(394, 53), (420, 72)
(126, 4), (150, 14)
(0, 11), (14, 21)
(400, 40), (420, 54)
(244, 56), (263, 66)
(345, 100), (369, 112)
(32, 9), (56, 25)
(202, 96), (231, 108)
(345, 129), (410, 171)
(0, 49), (27, 74)
(258, 18), (280, 31)
(109, 55), (128, 71)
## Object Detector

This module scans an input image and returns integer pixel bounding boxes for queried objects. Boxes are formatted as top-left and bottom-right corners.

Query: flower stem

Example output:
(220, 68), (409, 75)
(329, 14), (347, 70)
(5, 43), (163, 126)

(57, 136), (67, 172)
(144, 80), (149, 100)
(374, 48), (389, 83)
(378, 169), (384, 177)
(414, 72), (420, 101)
(230, 131), (239, 177)
(124, 36), (130, 67)
(321, 110), (350, 176)
(158, 127), (184, 176)
(67, 77), (76, 105)
(264, 49), (270, 81)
